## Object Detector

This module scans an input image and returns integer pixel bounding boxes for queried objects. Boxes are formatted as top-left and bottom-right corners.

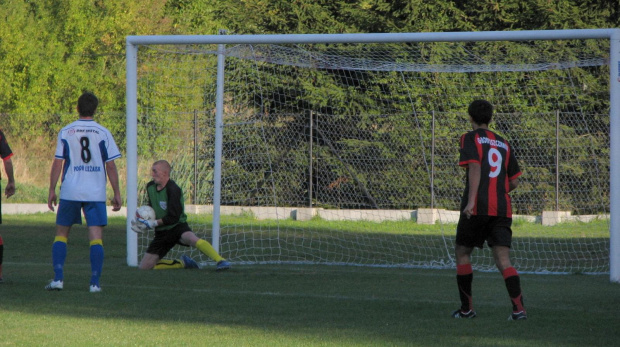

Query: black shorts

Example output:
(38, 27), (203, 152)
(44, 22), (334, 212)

(146, 222), (191, 259)
(456, 215), (513, 249)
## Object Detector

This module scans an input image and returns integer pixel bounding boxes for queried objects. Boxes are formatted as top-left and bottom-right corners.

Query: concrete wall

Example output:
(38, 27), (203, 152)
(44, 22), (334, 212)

(2, 204), (607, 225)
(3, 203), (127, 217)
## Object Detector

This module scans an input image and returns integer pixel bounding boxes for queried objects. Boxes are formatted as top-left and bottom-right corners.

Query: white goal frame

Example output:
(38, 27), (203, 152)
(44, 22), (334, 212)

(125, 29), (620, 283)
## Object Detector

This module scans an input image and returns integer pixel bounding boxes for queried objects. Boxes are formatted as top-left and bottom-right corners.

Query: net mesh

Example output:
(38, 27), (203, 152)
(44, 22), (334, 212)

(134, 39), (610, 273)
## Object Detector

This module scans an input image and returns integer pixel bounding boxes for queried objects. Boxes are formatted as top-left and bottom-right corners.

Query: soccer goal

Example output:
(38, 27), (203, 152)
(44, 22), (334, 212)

(125, 29), (620, 282)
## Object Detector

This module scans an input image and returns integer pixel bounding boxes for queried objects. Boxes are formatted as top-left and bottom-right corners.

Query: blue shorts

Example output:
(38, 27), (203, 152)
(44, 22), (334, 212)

(56, 200), (108, 227)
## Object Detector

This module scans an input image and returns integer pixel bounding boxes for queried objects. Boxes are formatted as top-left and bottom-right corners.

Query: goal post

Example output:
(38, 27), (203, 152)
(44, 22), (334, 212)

(125, 29), (620, 282)
(609, 30), (620, 283)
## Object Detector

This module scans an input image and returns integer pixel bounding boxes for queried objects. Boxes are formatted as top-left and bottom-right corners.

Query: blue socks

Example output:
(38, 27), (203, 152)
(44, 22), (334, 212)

(52, 237), (104, 287)
(52, 236), (68, 282)
(89, 239), (104, 287)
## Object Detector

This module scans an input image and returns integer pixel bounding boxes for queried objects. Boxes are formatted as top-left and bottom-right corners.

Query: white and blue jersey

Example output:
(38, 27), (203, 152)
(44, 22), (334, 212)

(54, 119), (121, 202)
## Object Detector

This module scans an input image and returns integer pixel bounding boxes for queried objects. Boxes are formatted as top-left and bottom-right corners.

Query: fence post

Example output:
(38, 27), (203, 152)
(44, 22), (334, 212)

(556, 109), (559, 211)
(431, 110), (435, 209)
(309, 111), (313, 208)
(193, 109), (198, 204)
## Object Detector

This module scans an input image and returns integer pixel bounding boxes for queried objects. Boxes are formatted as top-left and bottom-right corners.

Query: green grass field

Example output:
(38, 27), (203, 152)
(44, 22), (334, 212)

(1, 214), (618, 347)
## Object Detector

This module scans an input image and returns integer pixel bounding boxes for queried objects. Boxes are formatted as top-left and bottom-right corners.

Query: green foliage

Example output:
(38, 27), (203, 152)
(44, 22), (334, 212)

(0, 0), (616, 133)
(0, 0), (174, 136)
(0, 0), (615, 214)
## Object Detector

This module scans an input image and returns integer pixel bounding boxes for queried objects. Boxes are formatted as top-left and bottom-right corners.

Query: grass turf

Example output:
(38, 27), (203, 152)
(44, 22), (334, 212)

(0, 214), (618, 346)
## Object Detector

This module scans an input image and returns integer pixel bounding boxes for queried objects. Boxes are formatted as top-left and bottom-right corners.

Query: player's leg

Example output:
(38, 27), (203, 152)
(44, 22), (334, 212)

(0, 191), (3, 282)
(150, 228), (196, 269)
(180, 231), (230, 270)
(489, 218), (526, 320)
(155, 258), (186, 269)
(492, 245), (526, 320)
(46, 225), (70, 291)
(453, 244), (475, 317)
(452, 215), (480, 318)
(140, 252), (164, 269)
(180, 231), (221, 261)
(47, 200), (81, 291)
(87, 226), (104, 292)
(0, 234), (4, 282)
(140, 233), (182, 269)
(84, 202), (108, 292)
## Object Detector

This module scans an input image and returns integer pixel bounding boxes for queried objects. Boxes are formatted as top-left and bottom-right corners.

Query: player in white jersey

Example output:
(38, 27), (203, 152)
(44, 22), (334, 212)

(45, 92), (122, 293)
(53, 119), (121, 201)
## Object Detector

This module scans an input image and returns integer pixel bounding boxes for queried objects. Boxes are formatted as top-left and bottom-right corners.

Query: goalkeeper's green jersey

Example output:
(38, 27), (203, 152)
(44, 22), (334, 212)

(145, 179), (187, 231)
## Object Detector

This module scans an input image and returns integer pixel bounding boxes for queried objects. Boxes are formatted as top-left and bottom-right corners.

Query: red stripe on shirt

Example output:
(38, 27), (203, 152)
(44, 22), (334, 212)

(474, 133), (484, 215)
(486, 130), (498, 216)
(504, 143), (512, 216)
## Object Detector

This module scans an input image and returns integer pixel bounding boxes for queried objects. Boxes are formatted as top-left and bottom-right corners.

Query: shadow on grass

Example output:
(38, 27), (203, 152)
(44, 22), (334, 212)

(1, 214), (617, 346)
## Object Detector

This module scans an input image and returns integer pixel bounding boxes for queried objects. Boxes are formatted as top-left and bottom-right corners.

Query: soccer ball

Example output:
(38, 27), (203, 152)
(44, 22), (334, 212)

(136, 205), (156, 221)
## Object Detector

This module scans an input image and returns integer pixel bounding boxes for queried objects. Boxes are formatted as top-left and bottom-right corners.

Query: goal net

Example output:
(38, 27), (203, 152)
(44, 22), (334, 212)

(125, 31), (619, 277)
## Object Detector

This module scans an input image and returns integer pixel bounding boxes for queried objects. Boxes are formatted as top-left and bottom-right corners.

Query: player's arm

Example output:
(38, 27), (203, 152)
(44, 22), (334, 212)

(508, 177), (519, 193)
(463, 162), (481, 218)
(507, 148), (521, 194)
(105, 160), (122, 211)
(3, 157), (15, 198)
(48, 158), (63, 211)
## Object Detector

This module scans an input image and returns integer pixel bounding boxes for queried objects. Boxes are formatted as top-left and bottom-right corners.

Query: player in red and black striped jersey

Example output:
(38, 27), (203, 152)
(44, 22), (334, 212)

(0, 129), (16, 283)
(451, 100), (527, 321)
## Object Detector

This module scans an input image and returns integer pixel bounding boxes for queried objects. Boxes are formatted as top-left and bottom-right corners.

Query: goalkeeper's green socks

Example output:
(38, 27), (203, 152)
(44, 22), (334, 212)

(153, 239), (225, 269)
(456, 264), (474, 312)
(154, 259), (184, 269)
(196, 239), (224, 263)
(503, 267), (526, 313)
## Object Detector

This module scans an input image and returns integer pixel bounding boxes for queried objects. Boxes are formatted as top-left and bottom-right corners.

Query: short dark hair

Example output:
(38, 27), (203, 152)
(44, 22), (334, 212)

(77, 92), (98, 117)
(153, 160), (171, 174)
(468, 99), (493, 125)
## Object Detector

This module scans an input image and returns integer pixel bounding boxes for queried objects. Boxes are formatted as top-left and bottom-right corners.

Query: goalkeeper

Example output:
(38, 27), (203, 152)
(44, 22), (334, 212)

(135, 160), (231, 271)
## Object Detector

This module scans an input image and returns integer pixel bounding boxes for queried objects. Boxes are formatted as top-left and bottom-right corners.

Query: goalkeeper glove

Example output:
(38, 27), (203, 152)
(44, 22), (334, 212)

(130, 219), (147, 233)
(138, 218), (158, 229)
